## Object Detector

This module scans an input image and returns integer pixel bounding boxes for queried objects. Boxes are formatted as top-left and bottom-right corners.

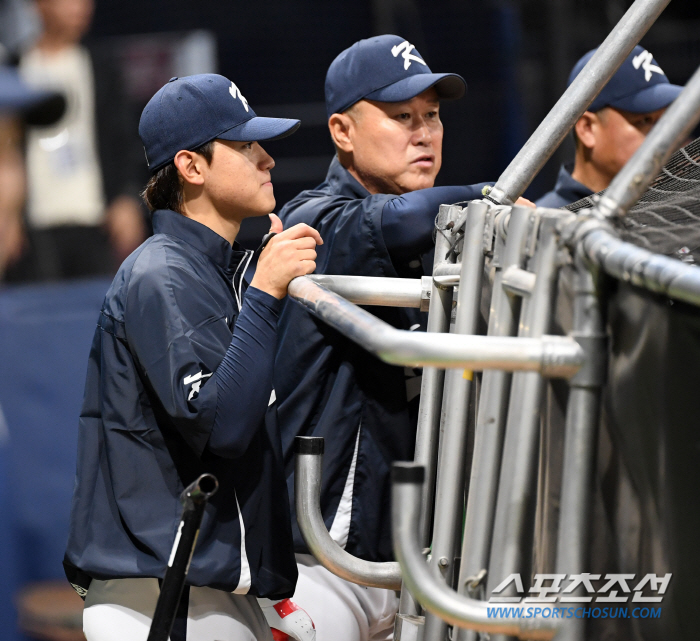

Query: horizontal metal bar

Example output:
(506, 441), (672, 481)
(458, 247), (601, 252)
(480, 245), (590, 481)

(295, 437), (402, 590)
(433, 262), (461, 287)
(501, 266), (536, 297)
(306, 274), (423, 308)
(392, 463), (561, 640)
(581, 227), (700, 306)
(595, 61), (700, 218)
(288, 276), (584, 377)
(433, 263), (462, 277)
(489, 0), (671, 204)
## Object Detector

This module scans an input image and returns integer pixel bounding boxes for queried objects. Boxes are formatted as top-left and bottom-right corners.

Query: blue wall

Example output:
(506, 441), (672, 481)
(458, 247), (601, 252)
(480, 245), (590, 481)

(0, 279), (109, 640)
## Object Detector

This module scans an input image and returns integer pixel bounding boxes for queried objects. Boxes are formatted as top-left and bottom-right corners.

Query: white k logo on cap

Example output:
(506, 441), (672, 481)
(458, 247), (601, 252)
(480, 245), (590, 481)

(229, 81), (249, 112)
(632, 50), (664, 82)
(391, 40), (427, 71)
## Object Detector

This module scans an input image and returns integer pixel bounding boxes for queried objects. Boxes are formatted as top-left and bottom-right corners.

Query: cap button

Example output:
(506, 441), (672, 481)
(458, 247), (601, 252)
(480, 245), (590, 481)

(169, 77), (178, 83)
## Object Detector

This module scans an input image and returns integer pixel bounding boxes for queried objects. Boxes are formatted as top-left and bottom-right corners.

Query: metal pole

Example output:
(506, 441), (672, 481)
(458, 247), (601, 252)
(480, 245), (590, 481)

(306, 274), (424, 308)
(553, 254), (607, 641)
(415, 205), (460, 546)
(485, 217), (561, 637)
(581, 226), (700, 306)
(595, 62), (700, 218)
(422, 201), (489, 641)
(287, 275), (583, 375)
(454, 207), (533, 641)
(488, 0), (671, 204)
(397, 205), (457, 627)
(147, 474), (218, 641)
(294, 437), (402, 589)
(392, 463), (561, 640)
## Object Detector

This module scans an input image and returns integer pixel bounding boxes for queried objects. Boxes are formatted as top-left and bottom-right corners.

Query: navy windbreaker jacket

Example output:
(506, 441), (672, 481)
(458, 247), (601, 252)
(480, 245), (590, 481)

(536, 164), (593, 208)
(64, 209), (297, 599)
(275, 157), (483, 562)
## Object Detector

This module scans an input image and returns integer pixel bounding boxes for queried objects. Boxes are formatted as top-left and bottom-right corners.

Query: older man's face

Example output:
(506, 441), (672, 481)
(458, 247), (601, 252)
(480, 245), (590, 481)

(342, 88), (443, 195)
(590, 106), (666, 183)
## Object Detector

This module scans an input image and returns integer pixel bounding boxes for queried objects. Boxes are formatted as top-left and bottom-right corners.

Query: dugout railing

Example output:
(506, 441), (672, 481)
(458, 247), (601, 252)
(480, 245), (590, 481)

(289, 0), (700, 639)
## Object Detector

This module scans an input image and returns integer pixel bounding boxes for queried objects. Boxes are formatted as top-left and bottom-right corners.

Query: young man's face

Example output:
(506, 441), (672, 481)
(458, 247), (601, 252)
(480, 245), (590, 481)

(201, 140), (276, 219)
(589, 106), (666, 183)
(343, 88), (443, 195)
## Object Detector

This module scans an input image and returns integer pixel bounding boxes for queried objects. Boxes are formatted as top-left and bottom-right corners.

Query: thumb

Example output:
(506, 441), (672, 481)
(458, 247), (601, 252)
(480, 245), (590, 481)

(268, 213), (284, 234)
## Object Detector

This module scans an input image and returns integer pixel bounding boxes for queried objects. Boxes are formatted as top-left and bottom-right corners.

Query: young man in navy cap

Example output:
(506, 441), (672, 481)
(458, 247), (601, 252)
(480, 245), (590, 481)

(537, 45), (683, 207)
(63, 73), (322, 641)
(273, 35), (531, 641)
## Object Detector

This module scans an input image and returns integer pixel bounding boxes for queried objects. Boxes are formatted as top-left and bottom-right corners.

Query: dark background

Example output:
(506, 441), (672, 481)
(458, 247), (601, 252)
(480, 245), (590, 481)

(85, 0), (700, 244)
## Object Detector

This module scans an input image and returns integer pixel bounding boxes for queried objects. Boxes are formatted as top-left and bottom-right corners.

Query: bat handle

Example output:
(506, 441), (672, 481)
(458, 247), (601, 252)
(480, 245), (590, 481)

(147, 474), (219, 641)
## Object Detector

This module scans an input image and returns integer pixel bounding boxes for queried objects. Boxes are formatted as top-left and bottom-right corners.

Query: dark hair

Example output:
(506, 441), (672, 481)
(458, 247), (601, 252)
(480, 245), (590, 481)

(141, 141), (215, 213)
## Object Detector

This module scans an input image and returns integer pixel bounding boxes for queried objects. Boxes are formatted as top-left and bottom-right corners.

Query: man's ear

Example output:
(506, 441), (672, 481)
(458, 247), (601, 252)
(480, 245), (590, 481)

(328, 113), (354, 154)
(173, 149), (206, 186)
(574, 111), (598, 150)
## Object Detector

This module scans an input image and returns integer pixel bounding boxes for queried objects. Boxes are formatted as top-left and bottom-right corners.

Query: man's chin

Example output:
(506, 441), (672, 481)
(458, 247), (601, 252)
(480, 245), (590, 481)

(398, 173), (438, 193)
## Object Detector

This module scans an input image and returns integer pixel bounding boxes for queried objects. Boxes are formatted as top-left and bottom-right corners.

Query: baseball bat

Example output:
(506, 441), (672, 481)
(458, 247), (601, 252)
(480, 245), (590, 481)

(147, 473), (219, 641)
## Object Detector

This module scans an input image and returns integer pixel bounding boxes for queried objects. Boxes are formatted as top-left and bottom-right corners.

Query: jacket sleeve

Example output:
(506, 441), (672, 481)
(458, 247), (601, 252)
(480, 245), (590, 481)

(124, 256), (281, 457)
(380, 184), (488, 261)
(280, 191), (398, 277)
(280, 183), (488, 276)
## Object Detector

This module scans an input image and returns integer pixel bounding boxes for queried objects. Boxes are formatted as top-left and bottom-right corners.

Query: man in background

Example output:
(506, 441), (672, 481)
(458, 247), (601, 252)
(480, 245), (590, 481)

(0, 64), (63, 277)
(8, 0), (145, 281)
(537, 45), (683, 208)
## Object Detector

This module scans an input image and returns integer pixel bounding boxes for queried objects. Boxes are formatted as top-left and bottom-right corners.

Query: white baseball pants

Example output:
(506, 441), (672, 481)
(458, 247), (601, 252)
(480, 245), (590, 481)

(82, 577), (273, 641)
(292, 554), (399, 641)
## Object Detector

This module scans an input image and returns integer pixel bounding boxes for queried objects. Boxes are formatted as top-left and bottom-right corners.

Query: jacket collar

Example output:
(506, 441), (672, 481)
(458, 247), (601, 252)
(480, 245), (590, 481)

(151, 209), (249, 277)
(325, 156), (372, 199)
(554, 164), (594, 204)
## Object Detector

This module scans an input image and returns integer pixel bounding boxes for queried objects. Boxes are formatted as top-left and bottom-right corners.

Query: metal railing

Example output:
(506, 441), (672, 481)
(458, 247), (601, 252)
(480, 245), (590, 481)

(294, 437), (402, 590)
(286, 2), (700, 640)
(287, 275), (583, 376)
(392, 463), (561, 640)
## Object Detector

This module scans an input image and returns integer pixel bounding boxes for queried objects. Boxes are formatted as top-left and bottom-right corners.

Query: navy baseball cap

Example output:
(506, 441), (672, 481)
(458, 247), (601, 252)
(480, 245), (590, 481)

(0, 66), (65, 125)
(325, 35), (466, 119)
(139, 74), (300, 173)
(571, 45), (683, 114)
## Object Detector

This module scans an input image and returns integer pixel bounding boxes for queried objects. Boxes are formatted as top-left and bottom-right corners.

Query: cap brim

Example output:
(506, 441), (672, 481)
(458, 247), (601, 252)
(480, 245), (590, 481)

(364, 72), (466, 104)
(0, 69), (66, 126)
(608, 83), (683, 114)
(217, 116), (300, 142)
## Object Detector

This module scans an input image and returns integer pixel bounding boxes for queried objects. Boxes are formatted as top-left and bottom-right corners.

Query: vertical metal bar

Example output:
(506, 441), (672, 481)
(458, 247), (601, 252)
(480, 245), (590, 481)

(488, 0), (671, 204)
(415, 204), (460, 547)
(422, 201), (489, 641)
(396, 204), (457, 628)
(554, 253), (607, 641)
(454, 207), (533, 641)
(485, 217), (561, 640)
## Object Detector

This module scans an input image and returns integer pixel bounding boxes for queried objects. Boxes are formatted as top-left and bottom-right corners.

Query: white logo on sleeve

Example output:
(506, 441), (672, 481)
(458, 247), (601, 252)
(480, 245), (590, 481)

(391, 40), (426, 70)
(229, 81), (249, 112)
(632, 50), (664, 82)
(184, 370), (212, 401)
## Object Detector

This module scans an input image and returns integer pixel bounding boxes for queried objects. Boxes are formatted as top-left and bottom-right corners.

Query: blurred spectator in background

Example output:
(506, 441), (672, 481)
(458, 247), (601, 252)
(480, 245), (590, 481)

(0, 65), (63, 278)
(537, 45), (683, 208)
(6, 0), (146, 282)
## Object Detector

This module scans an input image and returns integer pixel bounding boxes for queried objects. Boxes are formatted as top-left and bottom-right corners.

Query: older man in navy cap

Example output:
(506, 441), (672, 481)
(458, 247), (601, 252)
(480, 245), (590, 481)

(537, 45), (683, 208)
(273, 35), (530, 641)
